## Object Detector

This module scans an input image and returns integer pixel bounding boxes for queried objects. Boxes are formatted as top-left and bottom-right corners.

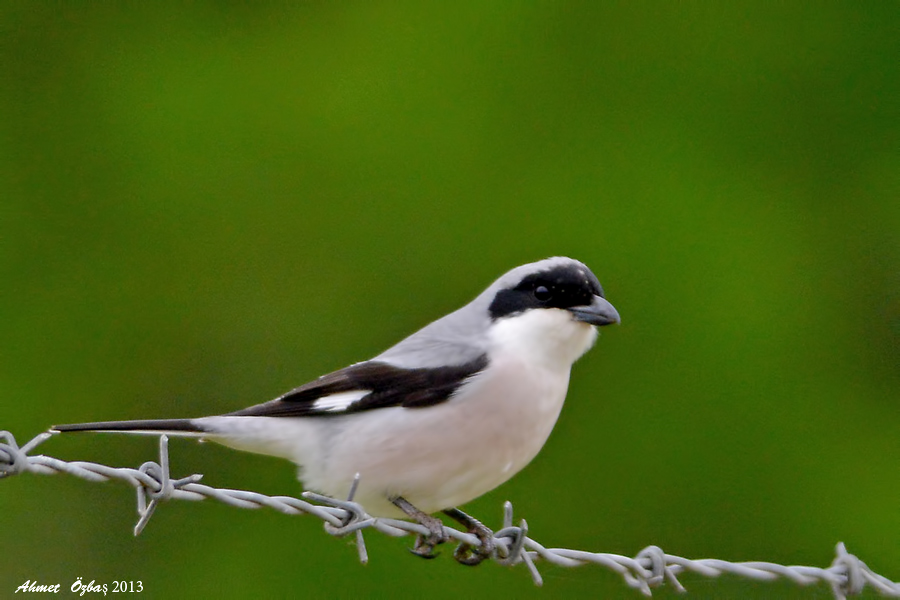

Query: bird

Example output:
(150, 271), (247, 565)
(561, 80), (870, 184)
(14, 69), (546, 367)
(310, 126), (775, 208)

(52, 256), (619, 564)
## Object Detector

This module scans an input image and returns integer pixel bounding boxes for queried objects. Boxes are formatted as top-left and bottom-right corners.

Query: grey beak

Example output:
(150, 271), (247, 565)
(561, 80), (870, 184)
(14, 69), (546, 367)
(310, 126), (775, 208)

(568, 295), (621, 326)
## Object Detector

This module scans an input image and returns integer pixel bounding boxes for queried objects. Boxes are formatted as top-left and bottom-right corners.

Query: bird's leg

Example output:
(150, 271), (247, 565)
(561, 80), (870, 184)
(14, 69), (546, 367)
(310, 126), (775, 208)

(391, 496), (448, 559)
(443, 507), (495, 566)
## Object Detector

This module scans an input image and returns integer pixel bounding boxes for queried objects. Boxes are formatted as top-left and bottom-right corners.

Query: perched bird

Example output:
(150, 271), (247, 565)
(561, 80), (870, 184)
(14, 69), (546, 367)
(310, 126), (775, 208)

(53, 257), (619, 563)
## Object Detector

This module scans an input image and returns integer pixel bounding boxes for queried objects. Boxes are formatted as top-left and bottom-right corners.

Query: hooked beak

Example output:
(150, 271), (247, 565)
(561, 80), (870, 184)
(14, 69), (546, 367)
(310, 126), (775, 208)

(568, 295), (620, 326)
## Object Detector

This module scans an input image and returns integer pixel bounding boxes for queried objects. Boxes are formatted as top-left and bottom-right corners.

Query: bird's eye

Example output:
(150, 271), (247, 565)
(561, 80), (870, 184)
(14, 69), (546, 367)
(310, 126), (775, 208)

(534, 285), (552, 302)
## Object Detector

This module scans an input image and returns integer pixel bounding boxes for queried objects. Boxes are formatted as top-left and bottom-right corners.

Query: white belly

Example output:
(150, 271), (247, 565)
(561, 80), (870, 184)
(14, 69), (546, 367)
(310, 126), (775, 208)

(320, 355), (572, 516)
(198, 309), (597, 517)
(198, 356), (572, 517)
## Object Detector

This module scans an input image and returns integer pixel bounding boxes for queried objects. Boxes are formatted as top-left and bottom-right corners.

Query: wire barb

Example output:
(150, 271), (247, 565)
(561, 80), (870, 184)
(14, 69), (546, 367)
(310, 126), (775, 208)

(2, 430), (898, 597)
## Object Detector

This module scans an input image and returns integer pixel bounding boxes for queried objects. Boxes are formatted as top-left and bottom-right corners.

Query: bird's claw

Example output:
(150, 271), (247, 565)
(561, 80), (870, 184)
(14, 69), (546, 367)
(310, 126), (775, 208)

(452, 520), (495, 566)
(408, 517), (448, 559)
(443, 507), (495, 566)
(392, 496), (449, 559)
(409, 538), (441, 559)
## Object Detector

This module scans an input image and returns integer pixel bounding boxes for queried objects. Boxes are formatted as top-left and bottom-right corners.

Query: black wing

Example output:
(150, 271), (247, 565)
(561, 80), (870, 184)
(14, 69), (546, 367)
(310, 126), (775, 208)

(224, 355), (489, 418)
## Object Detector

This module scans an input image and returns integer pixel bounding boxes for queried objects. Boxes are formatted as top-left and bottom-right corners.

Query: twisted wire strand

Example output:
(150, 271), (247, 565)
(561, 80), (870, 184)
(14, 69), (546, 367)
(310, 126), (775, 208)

(2, 430), (897, 598)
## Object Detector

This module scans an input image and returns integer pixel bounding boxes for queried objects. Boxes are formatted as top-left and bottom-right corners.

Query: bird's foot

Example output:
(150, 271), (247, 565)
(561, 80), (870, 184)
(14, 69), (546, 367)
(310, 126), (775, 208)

(444, 507), (495, 566)
(392, 496), (448, 559)
(409, 515), (448, 559)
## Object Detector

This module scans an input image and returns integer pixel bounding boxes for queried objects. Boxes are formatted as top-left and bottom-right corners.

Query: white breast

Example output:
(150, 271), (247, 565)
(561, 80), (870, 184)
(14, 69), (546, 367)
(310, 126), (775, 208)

(307, 309), (595, 516)
(200, 308), (598, 518)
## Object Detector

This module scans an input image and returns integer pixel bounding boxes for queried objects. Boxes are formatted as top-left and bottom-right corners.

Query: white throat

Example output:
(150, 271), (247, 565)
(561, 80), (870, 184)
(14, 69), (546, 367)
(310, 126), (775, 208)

(487, 308), (598, 370)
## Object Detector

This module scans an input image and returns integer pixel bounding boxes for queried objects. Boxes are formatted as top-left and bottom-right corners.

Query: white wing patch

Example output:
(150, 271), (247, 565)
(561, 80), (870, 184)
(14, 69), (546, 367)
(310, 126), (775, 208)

(312, 390), (370, 413)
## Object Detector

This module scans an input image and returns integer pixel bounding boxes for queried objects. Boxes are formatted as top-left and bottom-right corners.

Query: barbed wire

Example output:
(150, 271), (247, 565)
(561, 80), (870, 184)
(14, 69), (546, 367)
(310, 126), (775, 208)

(2, 429), (897, 598)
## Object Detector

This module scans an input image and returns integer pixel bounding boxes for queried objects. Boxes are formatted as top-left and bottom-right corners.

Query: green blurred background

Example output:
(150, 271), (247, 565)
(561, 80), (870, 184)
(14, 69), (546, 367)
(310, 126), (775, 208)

(2, 3), (898, 598)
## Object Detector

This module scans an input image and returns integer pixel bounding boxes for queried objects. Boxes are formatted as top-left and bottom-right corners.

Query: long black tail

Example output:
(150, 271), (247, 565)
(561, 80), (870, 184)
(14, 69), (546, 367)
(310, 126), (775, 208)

(52, 419), (206, 435)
